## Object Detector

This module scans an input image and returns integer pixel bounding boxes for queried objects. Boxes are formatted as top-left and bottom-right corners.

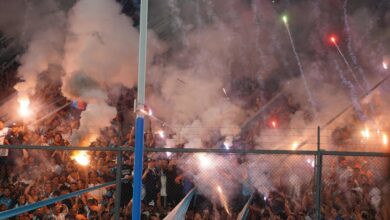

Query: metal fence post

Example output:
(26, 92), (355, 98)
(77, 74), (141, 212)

(132, 0), (148, 219)
(114, 150), (123, 220)
(315, 126), (322, 220)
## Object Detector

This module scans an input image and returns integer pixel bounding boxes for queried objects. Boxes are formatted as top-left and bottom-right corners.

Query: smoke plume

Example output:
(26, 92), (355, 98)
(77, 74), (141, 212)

(61, 0), (142, 145)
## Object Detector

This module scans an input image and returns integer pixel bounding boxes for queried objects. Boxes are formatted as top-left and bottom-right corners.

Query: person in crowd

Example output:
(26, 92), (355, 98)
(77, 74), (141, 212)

(142, 158), (161, 207)
(0, 187), (14, 209)
(0, 120), (9, 179)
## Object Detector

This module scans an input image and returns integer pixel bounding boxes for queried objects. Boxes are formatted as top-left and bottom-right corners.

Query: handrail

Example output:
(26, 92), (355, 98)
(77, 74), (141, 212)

(0, 181), (116, 219)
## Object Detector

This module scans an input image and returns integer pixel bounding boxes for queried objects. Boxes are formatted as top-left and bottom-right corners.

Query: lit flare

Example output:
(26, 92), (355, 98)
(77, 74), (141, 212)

(291, 141), (299, 150)
(198, 154), (212, 169)
(216, 185), (231, 216)
(18, 98), (31, 118)
(72, 151), (90, 166)
(383, 61), (388, 70)
(382, 134), (388, 146)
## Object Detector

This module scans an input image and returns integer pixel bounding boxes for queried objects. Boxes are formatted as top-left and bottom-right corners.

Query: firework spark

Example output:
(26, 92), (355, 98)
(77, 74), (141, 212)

(330, 35), (364, 90)
(216, 185), (231, 216)
(271, 120), (277, 128)
(283, 15), (315, 109)
(222, 88), (228, 97)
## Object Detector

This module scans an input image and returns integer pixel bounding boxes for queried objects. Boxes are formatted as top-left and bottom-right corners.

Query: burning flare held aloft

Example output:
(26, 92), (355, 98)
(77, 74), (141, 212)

(71, 151), (90, 166)
(18, 98), (32, 118)
(359, 125), (389, 147)
(198, 154), (213, 170)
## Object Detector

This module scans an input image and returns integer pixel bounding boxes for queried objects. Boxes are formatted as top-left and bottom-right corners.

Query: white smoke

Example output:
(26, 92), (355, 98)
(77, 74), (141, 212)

(61, 0), (141, 145)
(61, 0), (167, 145)
(14, 0), (67, 100)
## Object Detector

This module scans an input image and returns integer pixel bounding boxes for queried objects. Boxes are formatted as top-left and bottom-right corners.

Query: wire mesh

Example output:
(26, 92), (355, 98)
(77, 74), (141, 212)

(0, 146), (388, 219)
(140, 151), (316, 219)
(321, 155), (389, 219)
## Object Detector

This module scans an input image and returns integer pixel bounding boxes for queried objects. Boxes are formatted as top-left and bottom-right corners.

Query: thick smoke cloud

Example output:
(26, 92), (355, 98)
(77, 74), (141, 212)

(62, 0), (141, 145)
(3, 0), (389, 207)
(147, 0), (390, 151)
(12, 0), (67, 99)
(145, 0), (390, 203)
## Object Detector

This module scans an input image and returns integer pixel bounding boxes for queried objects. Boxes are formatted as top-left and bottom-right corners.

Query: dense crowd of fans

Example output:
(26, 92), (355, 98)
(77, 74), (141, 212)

(0, 96), (388, 219)
(0, 76), (387, 219)
(0, 107), (187, 219)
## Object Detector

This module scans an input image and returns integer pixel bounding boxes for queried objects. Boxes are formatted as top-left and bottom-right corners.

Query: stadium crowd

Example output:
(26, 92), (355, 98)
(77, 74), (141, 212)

(0, 107), (186, 220)
(0, 87), (388, 220)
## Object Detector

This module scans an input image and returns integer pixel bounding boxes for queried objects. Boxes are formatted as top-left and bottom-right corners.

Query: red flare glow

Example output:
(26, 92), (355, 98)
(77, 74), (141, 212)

(329, 35), (338, 44)
(268, 118), (278, 128)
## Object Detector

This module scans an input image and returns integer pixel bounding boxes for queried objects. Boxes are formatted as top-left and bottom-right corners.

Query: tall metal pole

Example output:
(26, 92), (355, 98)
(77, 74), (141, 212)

(132, 0), (148, 219)
(315, 126), (322, 220)
(114, 150), (123, 220)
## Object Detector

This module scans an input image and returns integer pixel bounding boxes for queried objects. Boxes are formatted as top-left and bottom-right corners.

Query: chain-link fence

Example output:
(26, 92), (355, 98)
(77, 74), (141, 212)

(0, 145), (388, 220)
(320, 154), (389, 220)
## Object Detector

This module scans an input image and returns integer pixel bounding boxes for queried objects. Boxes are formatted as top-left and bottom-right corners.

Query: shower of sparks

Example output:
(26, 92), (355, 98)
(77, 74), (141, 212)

(330, 35), (364, 90)
(222, 88), (228, 97)
(283, 15), (316, 109)
(216, 185), (231, 216)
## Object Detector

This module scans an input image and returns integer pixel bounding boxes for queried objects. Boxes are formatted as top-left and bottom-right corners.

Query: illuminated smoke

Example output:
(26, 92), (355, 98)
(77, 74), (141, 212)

(62, 0), (140, 146)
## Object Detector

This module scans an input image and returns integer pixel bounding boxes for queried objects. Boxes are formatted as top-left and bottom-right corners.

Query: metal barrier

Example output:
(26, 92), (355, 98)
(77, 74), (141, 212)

(0, 181), (116, 219)
(0, 144), (388, 219)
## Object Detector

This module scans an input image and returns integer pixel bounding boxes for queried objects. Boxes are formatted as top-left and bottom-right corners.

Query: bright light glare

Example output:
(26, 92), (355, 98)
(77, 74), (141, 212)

(306, 159), (315, 168)
(217, 186), (222, 193)
(198, 154), (212, 169)
(291, 141), (299, 150)
(282, 15), (287, 23)
(72, 151), (90, 166)
(158, 130), (165, 138)
(223, 141), (232, 150)
(18, 98), (31, 118)
(361, 128), (370, 139)
(140, 108), (153, 116)
(271, 121), (277, 128)
(383, 134), (388, 146)
(383, 61), (388, 70)
(330, 37), (336, 43)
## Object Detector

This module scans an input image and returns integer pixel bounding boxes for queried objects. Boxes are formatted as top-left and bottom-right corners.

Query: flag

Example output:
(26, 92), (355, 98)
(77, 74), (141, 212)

(163, 188), (196, 220)
(237, 192), (255, 220)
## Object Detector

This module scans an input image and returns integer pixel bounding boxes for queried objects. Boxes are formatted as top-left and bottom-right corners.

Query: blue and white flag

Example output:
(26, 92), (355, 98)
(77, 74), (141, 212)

(237, 192), (255, 220)
(164, 188), (196, 220)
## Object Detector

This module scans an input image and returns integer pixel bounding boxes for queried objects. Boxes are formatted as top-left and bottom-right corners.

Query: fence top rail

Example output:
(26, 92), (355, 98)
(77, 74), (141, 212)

(0, 144), (389, 157)
(320, 150), (390, 157)
(0, 144), (316, 154)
